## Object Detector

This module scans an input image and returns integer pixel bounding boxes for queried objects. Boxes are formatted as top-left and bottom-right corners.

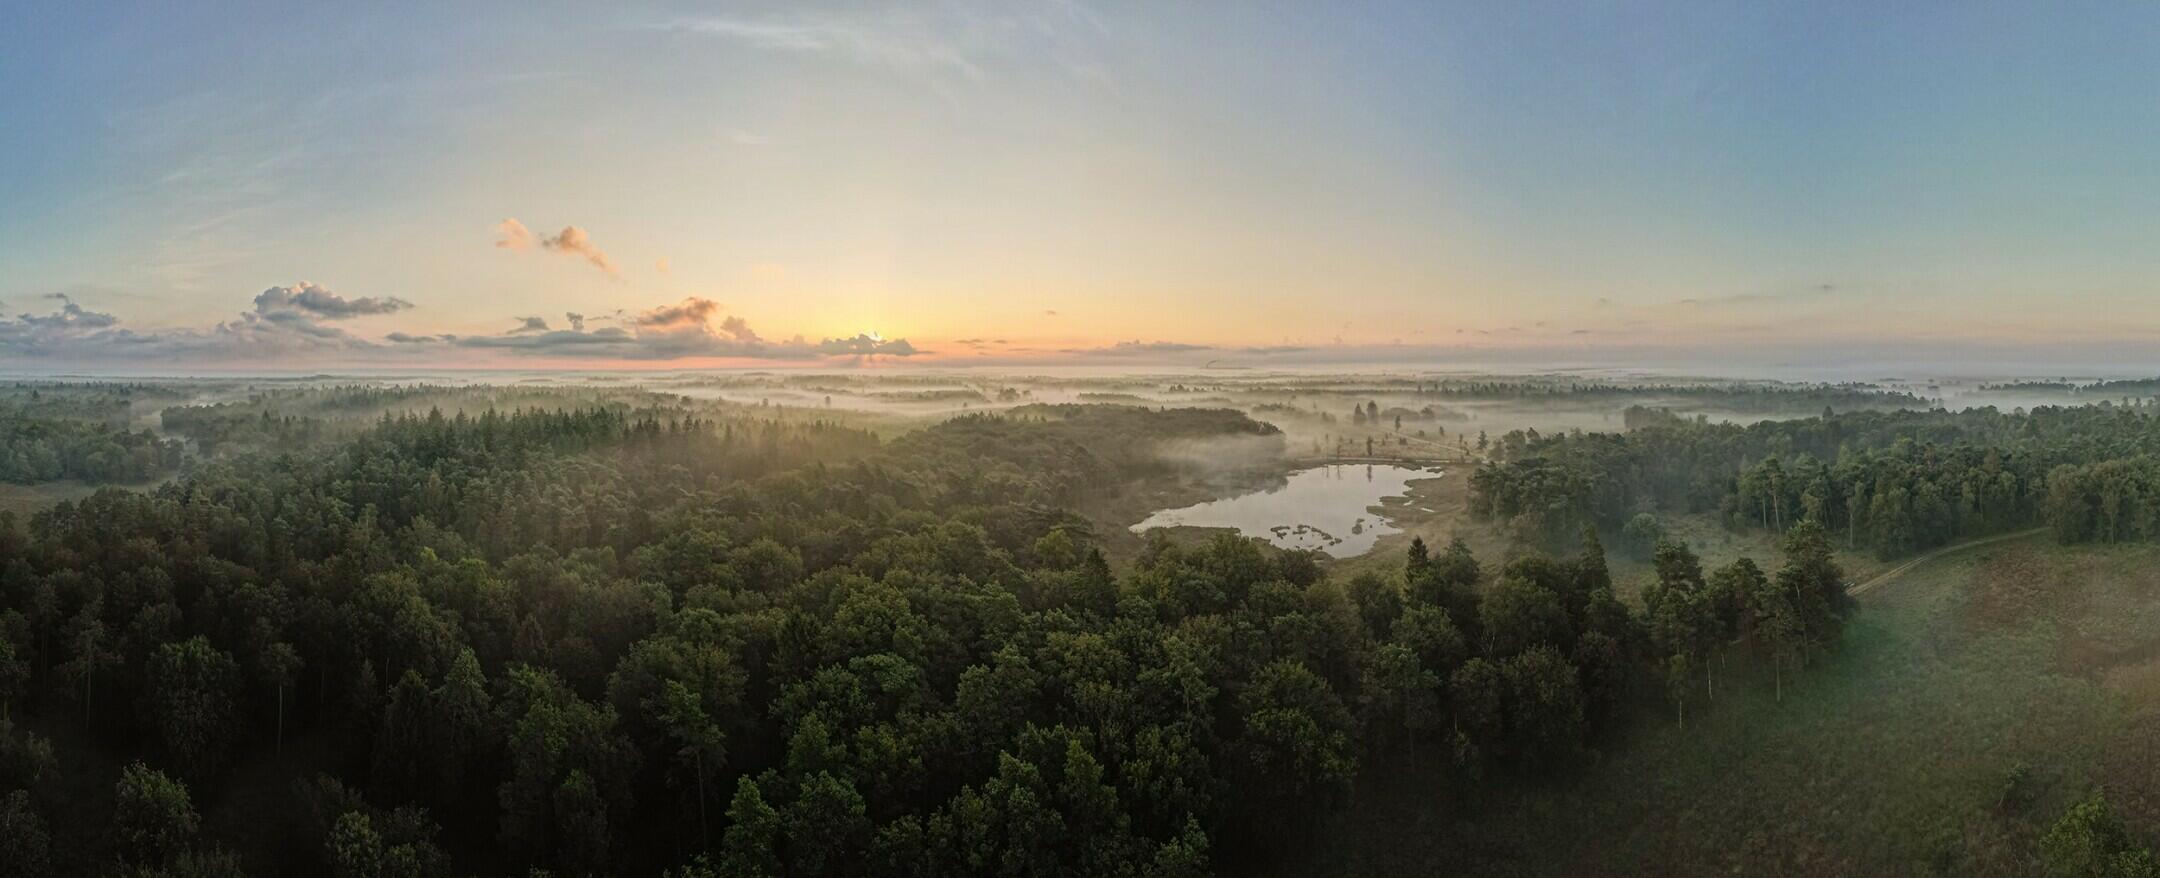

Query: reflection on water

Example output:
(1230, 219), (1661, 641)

(1130, 464), (1440, 557)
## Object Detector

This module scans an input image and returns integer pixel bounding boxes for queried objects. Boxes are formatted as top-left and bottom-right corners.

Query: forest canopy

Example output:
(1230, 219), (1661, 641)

(0, 392), (1859, 876)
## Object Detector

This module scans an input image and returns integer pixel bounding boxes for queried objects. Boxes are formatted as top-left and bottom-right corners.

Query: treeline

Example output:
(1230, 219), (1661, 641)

(1981, 377), (2160, 399)
(1471, 404), (2160, 557)
(157, 385), (713, 459)
(0, 411), (182, 484)
(0, 382), (195, 426)
(0, 402), (1842, 876)
(158, 408), (331, 457)
(1236, 379), (1925, 410)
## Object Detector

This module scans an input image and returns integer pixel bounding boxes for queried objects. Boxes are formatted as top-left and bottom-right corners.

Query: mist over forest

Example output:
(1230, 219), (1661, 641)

(15, 0), (2160, 874)
(0, 367), (2154, 876)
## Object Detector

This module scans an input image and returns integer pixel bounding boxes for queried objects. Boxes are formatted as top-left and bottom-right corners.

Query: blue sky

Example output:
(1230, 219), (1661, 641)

(5, 2), (2159, 369)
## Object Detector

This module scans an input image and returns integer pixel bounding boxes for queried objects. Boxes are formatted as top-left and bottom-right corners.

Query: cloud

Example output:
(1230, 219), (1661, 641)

(16, 294), (120, 331)
(495, 219), (619, 276)
(654, 15), (983, 78)
(816, 334), (919, 357)
(1, 284), (402, 360)
(717, 314), (759, 342)
(253, 282), (412, 319)
(637, 297), (723, 329)
(440, 297), (923, 361)
(1239, 345), (1307, 355)
(540, 226), (618, 276)
(1060, 340), (1213, 356)
(1673, 283), (1843, 309)
(495, 218), (532, 251)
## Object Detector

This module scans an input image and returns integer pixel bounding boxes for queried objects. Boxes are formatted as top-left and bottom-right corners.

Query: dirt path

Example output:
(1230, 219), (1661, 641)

(1846, 527), (2048, 597)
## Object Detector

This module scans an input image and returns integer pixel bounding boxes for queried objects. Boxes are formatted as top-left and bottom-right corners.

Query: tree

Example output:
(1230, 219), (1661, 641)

(1344, 572), (1404, 639)
(327, 807), (451, 878)
(1404, 537), (1431, 584)
(718, 777), (782, 878)
(1500, 645), (1586, 771)
(373, 672), (433, 804)
(60, 605), (117, 723)
(787, 772), (870, 875)
(0, 789), (51, 877)
(430, 648), (492, 809)
(1232, 660), (1356, 833)
(1480, 571), (1571, 658)
(496, 666), (638, 873)
(145, 637), (240, 771)
(328, 812), (385, 878)
(1620, 513), (1663, 560)
(0, 639), (26, 722)
(258, 641), (303, 755)
(1739, 559), (1802, 701)
(2042, 792), (2159, 878)
(114, 762), (199, 867)
(1776, 520), (1850, 658)
(1356, 643), (1441, 755)
(656, 679), (726, 847)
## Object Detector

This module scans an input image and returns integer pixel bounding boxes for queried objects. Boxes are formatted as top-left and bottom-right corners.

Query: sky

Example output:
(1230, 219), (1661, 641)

(5, 1), (2160, 373)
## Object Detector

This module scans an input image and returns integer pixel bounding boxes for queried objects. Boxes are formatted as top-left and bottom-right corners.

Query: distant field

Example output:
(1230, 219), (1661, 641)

(1289, 535), (2160, 876)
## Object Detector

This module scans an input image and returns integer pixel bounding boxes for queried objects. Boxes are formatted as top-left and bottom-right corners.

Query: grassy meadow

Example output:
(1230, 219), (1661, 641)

(1287, 535), (2160, 875)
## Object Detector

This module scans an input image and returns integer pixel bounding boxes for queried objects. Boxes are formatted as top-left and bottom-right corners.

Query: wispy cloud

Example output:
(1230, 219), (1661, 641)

(495, 218), (534, 251)
(653, 15), (984, 78)
(495, 218), (620, 276)
(1673, 283), (1842, 309)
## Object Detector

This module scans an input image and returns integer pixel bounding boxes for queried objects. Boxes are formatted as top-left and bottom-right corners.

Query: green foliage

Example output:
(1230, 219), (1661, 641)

(145, 637), (240, 773)
(0, 408), (180, 485)
(0, 788), (52, 877)
(113, 762), (199, 867)
(2044, 793), (2160, 878)
(0, 396), (1862, 875)
(1472, 405), (2160, 558)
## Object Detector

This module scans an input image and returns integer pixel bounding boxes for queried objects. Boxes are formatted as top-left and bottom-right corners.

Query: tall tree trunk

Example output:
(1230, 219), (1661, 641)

(276, 685), (286, 755)
(696, 751), (710, 849)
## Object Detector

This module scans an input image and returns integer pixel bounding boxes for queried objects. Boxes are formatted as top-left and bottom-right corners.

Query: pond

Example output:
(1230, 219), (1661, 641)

(1130, 464), (1441, 557)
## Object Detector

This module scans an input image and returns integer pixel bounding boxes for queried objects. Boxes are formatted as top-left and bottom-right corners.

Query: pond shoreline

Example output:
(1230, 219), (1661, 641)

(1128, 462), (1446, 559)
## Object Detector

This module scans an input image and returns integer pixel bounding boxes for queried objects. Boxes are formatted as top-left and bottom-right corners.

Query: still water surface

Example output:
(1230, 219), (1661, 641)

(1130, 464), (1440, 557)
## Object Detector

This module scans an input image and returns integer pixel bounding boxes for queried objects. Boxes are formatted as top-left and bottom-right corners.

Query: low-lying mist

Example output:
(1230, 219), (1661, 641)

(1153, 432), (1290, 479)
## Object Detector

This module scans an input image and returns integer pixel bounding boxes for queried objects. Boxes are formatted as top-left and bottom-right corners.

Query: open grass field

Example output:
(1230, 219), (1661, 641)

(1285, 534), (2160, 876)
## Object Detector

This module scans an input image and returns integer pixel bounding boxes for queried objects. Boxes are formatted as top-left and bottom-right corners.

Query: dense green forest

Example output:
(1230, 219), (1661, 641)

(1469, 403), (2160, 557)
(0, 384), (188, 485)
(0, 412), (180, 485)
(0, 400), (1856, 876)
